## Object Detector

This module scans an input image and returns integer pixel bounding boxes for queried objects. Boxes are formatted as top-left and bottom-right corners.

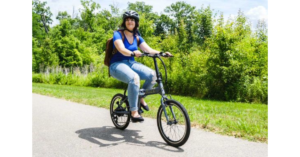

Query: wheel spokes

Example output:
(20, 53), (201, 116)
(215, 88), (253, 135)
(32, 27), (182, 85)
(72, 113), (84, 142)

(160, 104), (187, 142)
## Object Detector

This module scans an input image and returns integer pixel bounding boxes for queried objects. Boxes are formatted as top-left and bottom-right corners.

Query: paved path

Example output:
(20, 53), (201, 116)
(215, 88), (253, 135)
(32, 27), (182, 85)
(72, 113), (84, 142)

(33, 93), (267, 157)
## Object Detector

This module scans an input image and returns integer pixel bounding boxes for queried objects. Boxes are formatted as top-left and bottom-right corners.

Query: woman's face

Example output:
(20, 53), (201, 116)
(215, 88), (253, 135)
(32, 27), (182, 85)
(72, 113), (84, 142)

(125, 18), (135, 31)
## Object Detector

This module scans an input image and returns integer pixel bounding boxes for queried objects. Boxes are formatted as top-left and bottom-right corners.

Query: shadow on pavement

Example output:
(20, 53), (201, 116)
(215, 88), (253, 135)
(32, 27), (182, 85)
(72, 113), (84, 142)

(75, 126), (184, 152)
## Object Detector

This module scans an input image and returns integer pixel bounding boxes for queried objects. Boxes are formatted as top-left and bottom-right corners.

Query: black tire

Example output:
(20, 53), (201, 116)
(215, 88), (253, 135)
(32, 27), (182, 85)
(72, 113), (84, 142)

(157, 99), (191, 147)
(110, 93), (130, 130)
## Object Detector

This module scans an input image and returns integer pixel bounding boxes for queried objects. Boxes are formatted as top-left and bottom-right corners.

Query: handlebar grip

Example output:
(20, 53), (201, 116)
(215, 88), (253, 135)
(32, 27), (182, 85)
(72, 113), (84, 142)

(161, 52), (174, 57)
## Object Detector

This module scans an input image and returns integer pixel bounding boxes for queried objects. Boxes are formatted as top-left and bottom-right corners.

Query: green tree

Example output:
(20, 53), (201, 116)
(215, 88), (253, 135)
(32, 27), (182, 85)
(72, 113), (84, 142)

(127, 1), (158, 21)
(256, 19), (268, 43)
(32, 37), (58, 72)
(54, 35), (83, 67)
(138, 13), (155, 39)
(41, 38), (59, 67)
(164, 1), (196, 33)
(32, 0), (53, 40)
(192, 6), (213, 45)
(128, 1), (153, 13)
(32, 11), (45, 41)
(204, 10), (252, 101)
(56, 11), (71, 20)
(58, 19), (72, 37)
(108, 4), (122, 30)
(177, 20), (189, 53)
(94, 4), (122, 32)
(32, 37), (42, 72)
(79, 0), (100, 32)
(153, 14), (174, 38)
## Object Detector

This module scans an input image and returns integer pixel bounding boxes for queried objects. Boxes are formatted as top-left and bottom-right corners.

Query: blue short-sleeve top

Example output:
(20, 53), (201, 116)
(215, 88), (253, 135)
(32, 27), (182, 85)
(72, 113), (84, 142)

(110, 31), (145, 65)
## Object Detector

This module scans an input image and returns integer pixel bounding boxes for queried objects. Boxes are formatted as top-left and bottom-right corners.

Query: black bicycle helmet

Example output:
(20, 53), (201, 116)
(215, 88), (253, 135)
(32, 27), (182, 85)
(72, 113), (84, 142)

(123, 10), (139, 22)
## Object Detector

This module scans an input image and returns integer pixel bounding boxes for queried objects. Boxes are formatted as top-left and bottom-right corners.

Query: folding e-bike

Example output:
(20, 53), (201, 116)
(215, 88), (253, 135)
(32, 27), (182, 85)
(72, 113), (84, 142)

(110, 52), (190, 147)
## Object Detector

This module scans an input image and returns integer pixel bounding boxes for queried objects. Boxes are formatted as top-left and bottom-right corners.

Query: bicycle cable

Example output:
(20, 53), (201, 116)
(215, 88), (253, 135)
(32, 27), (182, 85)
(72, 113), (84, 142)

(157, 55), (168, 93)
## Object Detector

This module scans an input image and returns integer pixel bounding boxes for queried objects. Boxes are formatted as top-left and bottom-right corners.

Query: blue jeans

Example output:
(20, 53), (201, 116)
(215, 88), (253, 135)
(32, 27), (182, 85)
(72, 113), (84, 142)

(110, 60), (157, 111)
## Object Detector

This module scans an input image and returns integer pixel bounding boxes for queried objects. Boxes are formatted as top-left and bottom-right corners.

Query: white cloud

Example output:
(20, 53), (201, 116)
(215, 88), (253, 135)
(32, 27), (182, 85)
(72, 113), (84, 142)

(246, 5), (268, 28)
(246, 5), (268, 20)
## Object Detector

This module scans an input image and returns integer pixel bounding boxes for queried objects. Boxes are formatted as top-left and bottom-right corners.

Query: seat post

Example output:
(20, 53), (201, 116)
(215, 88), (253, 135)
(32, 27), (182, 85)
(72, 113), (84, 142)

(123, 84), (128, 96)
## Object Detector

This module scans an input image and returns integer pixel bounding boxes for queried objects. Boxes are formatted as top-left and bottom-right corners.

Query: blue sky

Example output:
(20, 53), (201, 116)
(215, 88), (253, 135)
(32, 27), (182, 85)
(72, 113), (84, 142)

(43, 0), (268, 29)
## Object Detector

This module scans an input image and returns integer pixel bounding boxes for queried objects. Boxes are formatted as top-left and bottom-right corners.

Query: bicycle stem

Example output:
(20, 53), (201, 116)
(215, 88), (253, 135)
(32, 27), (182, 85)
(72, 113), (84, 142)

(153, 57), (166, 96)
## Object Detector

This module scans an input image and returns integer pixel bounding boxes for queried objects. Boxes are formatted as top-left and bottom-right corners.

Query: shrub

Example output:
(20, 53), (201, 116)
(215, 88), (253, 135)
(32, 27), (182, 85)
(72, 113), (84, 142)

(32, 73), (43, 83)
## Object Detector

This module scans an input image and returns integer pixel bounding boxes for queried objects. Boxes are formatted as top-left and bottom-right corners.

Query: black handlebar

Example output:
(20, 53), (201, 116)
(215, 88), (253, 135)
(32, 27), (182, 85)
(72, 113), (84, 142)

(140, 52), (174, 58)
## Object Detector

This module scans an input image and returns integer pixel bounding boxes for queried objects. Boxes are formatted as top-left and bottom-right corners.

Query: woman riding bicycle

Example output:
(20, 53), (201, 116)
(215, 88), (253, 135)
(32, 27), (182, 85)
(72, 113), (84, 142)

(109, 10), (172, 122)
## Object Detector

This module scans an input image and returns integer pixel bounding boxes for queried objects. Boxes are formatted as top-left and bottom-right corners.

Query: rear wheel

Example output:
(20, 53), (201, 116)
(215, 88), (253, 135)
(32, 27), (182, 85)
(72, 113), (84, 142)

(110, 93), (130, 130)
(157, 100), (191, 147)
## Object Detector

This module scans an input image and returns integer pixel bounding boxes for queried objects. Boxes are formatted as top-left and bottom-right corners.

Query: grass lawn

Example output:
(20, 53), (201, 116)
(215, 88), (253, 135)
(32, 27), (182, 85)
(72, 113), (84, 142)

(32, 83), (268, 143)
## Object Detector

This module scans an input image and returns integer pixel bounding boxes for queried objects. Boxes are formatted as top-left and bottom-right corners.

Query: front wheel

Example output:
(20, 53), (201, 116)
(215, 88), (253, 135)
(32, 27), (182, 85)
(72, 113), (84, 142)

(157, 100), (191, 147)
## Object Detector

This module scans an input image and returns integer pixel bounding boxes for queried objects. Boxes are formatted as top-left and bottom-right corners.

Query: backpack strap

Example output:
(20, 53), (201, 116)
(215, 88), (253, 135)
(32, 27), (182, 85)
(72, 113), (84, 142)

(136, 35), (141, 46)
(118, 30), (125, 42)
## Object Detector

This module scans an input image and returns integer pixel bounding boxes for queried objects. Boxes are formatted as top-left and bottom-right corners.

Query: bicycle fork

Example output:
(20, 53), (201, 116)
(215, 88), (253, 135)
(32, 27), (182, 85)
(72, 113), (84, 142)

(161, 97), (178, 125)
(156, 72), (177, 125)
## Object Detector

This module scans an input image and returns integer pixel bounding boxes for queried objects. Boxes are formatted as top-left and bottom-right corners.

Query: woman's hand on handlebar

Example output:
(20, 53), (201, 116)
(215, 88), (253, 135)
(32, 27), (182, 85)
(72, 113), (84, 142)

(159, 51), (173, 57)
(133, 50), (143, 57)
(164, 52), (173, 57)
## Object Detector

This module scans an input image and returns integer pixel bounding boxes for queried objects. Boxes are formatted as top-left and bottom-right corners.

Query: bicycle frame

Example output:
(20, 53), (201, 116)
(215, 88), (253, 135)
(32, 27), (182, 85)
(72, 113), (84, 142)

(114, 53), (177, 124)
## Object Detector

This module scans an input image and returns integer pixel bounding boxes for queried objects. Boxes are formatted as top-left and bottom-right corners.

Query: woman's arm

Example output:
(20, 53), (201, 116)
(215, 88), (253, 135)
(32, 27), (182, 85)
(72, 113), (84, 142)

(114, 39), (134, 56)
